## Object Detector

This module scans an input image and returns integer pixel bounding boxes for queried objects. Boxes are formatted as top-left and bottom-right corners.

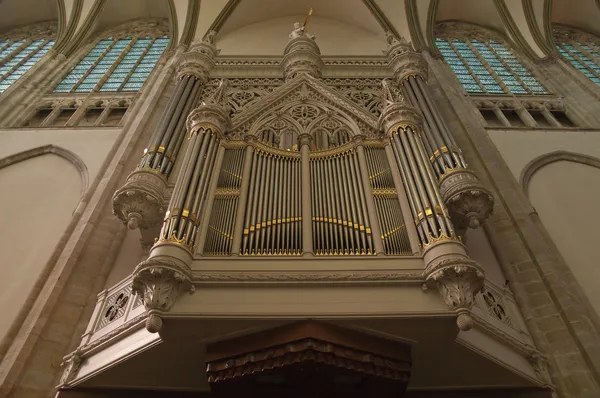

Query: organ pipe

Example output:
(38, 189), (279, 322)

(240, 143), (302, 256)
(385, 38), (493, 232)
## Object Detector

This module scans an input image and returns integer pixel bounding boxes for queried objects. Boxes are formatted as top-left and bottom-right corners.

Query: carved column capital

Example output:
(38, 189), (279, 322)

(352, 134), (366, 146)
(132, 256), (194, 333)
(378, 102), (423, 135)
(383, 34), (428, 83)
(297, 133), (313, 147)
(176, 33), (220, 82)
(422, 240), (485, 331)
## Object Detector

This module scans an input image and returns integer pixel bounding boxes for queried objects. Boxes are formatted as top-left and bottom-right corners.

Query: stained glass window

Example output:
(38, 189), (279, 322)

(54, 35), (168, 93)
(435, 37), (547, 95)
(0, 38), (54, 93)
(554, 28), (600, 86)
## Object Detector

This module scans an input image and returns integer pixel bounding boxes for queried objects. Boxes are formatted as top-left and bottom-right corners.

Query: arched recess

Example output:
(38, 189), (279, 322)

(520, 150), (600, 192)
(428, 0), (506, 56)
(0, 144), (89, 195)
(0, 145), (85, 344)
(521, 151), (600, 315)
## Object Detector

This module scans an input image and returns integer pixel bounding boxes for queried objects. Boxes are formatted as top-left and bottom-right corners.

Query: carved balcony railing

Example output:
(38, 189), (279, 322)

(78, 276), (146, 349)
(472, 280), (534, 348)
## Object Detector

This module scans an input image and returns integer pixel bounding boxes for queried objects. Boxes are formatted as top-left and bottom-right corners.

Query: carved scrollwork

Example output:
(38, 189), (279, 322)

(422, 240), (485, 331)
(112, 169), (167, 230)
(59, 348), (83, 387)
(424, 254), (485, 331)
(131, 258), (194, 333)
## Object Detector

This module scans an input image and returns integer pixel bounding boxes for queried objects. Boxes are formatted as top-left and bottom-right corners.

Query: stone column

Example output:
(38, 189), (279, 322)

(132, 79), (231, 333)
(378, 91), (484, 331)
(384, 34), (494, 236)
(113, 32), (220, 237)
(298, 134), (314, 256)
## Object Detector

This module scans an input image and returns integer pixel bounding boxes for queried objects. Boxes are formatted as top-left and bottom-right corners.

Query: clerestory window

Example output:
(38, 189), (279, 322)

(435, 23), (547, 95)
(54, 34), (168, 93)
(554, 26), (600, 86)
(0, 24), (55, 93)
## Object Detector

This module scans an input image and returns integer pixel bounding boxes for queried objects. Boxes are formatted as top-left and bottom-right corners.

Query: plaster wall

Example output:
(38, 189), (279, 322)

(0, 128), (122, 182)
(0, 154), (81, 343)
(216, 15), (386, 56)
(0, 127), (121, 342)
(528, 161), (600, 314)
(488, 128), (600, 315)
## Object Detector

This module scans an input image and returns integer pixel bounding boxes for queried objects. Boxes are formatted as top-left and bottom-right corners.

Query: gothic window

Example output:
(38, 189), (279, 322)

(54, 34), (168, 93)
(553, 26), (600, 86)
(0, 24), (55, 93)
(435, 23), (547, 95)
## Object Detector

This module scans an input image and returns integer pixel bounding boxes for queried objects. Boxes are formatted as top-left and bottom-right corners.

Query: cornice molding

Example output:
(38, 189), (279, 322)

(194, 271), (425, 283)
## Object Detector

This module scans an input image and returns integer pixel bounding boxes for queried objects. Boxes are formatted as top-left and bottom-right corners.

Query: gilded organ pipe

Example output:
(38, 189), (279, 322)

(113, 35), (219, 234)
(385, 35), (494, 234)
(378, 79), (484, 331)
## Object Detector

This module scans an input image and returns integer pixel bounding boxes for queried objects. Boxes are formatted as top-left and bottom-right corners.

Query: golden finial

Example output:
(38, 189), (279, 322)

(303, 8), (313, 29)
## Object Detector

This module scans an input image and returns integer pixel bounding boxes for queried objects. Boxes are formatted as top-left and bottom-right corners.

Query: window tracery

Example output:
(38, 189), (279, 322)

(0, 22), (56, 93)
(54, 21), (169, 93)
(553, 25), (600, 86)
(435, 22), (547, 95)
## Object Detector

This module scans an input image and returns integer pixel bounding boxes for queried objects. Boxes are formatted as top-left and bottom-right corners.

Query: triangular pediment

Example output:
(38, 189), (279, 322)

(228, 74), (380, 139)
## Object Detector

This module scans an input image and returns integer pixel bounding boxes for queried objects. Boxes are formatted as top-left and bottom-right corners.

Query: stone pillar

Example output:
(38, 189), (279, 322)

(378, 90), (484, 331)
(112, 32), (220, 237)
(132, 79), (231, 333)
(281, 22), (323, 81)
(384, 33), (494, 235)
(298, 133), (314, 256)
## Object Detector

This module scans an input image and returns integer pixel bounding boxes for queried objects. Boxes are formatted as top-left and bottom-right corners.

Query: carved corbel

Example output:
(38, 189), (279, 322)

(132, 257), (194, 333)
(59, 348), (83, 387)
(422, 241), (485, 331)
(439, 169), (495, 231)
(112, 169), (167, 230)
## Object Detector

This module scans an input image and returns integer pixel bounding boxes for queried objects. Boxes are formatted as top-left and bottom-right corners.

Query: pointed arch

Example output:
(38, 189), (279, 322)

(552, 24), (600, 86)
(520, 151), (600, 195)
(0, 145), (89, 196)
(434, 21), (548, 95)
